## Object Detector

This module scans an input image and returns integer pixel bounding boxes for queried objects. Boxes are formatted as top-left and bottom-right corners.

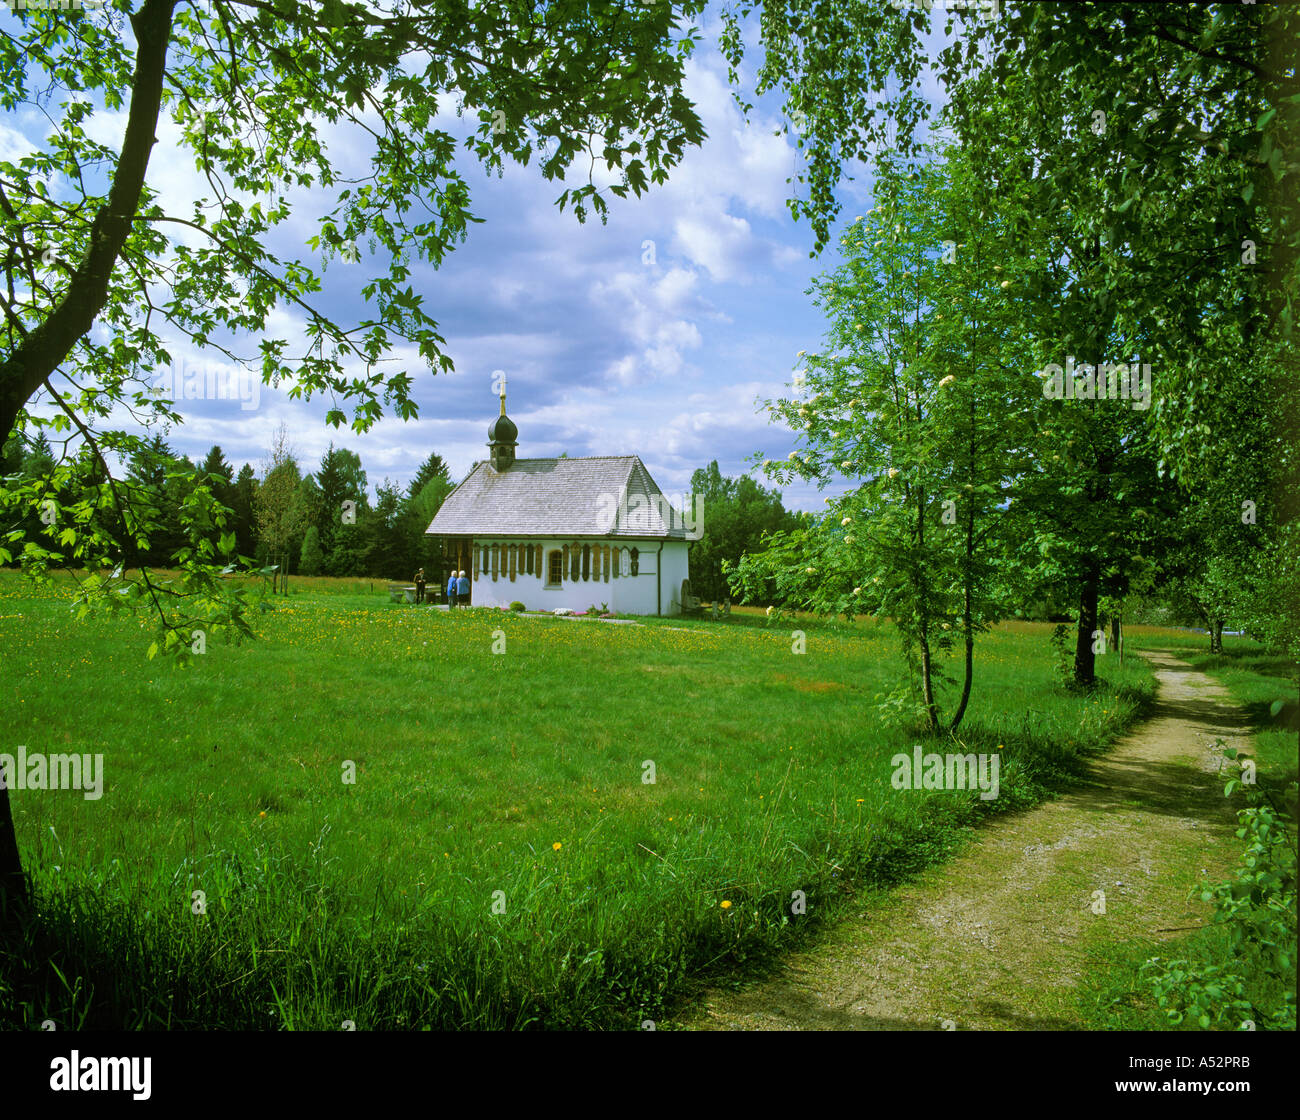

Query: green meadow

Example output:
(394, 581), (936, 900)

(0, 571), (1195, 1029)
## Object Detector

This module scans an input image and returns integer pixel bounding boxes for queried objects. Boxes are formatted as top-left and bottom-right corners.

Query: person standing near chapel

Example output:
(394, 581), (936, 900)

(447, 570), (458, 609)
(457, 569), (470, 608)
(414, 568), (426, 604)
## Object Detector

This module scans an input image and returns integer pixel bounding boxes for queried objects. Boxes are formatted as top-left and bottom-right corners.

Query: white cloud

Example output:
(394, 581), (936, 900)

(671, 212), (751, 284)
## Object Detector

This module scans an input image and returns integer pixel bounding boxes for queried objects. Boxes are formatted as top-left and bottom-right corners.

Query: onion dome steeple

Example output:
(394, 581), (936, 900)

(488, 377), (517, 471)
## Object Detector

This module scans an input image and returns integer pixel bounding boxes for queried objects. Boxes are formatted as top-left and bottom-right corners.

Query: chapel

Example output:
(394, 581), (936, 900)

(425, 386), (692, 614)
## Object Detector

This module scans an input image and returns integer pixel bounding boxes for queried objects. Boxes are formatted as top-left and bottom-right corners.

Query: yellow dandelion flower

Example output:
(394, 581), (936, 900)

(720, 900), (732, 909)
(552, 842), (562, 851)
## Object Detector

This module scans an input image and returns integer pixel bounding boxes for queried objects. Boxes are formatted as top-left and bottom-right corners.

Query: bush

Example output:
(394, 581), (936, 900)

(1143, 743), (1298, 1030)
(509, 601), (525, 612)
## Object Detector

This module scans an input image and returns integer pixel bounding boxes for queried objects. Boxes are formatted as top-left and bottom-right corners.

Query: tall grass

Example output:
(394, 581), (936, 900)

(1, 571), (1160, 1028)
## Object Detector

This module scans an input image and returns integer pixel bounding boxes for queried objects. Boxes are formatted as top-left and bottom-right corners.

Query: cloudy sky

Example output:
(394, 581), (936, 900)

(6, 3), (954, 512)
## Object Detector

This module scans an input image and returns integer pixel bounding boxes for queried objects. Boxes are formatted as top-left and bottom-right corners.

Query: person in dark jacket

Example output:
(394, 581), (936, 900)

(414, 568), (426, 604)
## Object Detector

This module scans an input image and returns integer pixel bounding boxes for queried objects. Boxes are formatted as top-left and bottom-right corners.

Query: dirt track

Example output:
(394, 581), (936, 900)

(677, 649), (1248, 1031)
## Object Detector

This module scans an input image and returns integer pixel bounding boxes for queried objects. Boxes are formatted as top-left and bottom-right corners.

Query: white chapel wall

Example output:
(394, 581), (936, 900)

(463, 538), (684, 615)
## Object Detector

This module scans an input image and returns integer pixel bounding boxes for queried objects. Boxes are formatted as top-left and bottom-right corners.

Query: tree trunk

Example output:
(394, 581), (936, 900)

(1111, 614), (1121, 663)
(919, 634), (940, 732)
(913, 480), (940, 731)
(1074, 562), (1100, 688)
(948, 494), (977, 732)
(0, 0), (178, 442)
(0, 780), (30, 928)
(1210, 618), (1224, 654)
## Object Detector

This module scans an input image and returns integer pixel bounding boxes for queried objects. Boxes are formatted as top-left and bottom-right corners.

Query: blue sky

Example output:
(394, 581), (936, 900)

(5, 3), (956, 512)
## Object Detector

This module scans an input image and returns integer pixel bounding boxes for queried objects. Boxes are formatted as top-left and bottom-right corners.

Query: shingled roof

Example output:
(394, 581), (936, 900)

(425, 456), (690, 539)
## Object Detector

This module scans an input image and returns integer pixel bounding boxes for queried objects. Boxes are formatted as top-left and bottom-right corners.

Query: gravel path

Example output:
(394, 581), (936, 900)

(676, 649), (1248, 1031)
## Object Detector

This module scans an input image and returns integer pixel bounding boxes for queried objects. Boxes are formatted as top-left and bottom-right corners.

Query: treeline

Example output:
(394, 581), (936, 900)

(1, 427), (455, 586)
(2, 426), (809, 597)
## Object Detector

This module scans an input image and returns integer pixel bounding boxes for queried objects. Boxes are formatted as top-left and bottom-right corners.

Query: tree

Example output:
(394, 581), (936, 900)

(408, 452), (450, 500)
(359, 480), (407, 577)
(124, 434), (200, 566)
(288, 474), (323, 570)
(198, 446), (234, 500)
(20, 434), (54, 479)
(230, 464), (258, 560)
(1156, 341), (1288, 655)
(397, 474), (455, 580)
(316, 444), (369, 558)
(0, 435), (23, 480)
(1, 434), (55, 562)
(687, 460), (797, 603)
(254, 425), (304, 593)
(738, 148), (1029, 732)
(925, 4), (1296, 680)
(299, 525), (324, 577)
(729, 1), (1297, 671)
